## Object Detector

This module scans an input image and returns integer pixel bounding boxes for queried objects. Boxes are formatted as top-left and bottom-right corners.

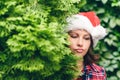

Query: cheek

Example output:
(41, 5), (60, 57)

(68, 38), (76, 49)
(84, 41), (91, 49)
(69, 41), (74, 49)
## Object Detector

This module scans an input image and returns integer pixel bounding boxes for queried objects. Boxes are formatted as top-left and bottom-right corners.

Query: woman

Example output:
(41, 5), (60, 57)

(66, 11), (107, 80)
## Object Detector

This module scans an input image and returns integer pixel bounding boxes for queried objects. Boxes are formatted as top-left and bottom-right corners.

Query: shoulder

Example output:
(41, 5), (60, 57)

(85, 63), (106, 73)
(90, 63), (105, 73)
(83, 63), (106, 79)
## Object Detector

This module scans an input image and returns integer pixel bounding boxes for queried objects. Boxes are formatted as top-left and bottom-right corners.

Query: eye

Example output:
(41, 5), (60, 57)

(69, 34), (78, 38)
(84, 36), (90, 40)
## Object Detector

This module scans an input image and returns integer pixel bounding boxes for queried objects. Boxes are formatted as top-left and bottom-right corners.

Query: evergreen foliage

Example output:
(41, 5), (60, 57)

(0, 0), (84, 80)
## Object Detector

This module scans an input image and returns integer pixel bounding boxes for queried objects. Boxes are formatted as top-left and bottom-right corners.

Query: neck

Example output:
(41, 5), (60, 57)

(73, 60), (84, 80)
(77, 60), (84, 71)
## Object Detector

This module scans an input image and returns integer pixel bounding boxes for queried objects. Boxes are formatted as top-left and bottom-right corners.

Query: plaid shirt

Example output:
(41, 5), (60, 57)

(77, 63), (106, 80)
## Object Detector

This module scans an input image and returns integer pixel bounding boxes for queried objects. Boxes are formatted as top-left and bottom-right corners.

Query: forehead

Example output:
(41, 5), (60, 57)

(68, 29), (90, 35)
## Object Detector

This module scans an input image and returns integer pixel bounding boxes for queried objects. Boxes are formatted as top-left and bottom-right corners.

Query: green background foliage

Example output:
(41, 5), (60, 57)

(0, 0), (120, 80)
(80, 0), (120, 80)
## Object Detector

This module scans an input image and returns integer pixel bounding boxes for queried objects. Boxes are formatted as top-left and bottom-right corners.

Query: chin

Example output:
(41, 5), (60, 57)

(74, 53), (83, 57)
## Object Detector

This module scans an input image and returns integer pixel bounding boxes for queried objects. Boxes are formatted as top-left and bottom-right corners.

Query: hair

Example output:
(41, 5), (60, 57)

(84, 35), (100, 65)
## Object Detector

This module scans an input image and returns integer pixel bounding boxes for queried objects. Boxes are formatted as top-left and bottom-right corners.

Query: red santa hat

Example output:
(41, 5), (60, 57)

(65, 11), (107, 47)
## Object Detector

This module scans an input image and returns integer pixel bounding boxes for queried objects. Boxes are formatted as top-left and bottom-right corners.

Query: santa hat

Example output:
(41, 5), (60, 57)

(65, 11), (107, 47)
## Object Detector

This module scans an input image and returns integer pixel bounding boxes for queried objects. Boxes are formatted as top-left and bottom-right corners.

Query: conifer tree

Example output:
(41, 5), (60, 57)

(0, 0), (85, 80)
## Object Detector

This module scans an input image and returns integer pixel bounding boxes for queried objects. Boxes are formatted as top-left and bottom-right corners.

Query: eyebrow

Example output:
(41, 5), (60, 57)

(68, 31), (73, 34)
(69, 31), (90, 35)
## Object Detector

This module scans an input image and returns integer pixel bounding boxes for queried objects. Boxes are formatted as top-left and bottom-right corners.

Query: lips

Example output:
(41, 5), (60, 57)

(75, 49), (84, 53)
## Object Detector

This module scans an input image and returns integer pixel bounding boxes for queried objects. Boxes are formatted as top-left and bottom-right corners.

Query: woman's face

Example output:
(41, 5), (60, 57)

(68, 29), (91, 57)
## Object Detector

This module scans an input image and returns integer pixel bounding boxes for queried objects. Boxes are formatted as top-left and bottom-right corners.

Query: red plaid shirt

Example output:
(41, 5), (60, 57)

(77, 63), (106, 80)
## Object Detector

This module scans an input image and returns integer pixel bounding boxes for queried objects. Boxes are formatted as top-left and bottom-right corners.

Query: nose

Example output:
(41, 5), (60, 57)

(77, 38), (83, 47)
